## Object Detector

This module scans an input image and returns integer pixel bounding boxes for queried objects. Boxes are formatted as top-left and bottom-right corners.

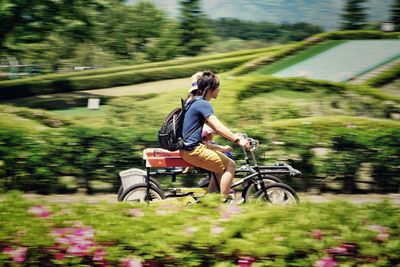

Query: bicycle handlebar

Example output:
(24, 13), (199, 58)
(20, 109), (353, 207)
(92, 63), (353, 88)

(237, 133), (259, 151)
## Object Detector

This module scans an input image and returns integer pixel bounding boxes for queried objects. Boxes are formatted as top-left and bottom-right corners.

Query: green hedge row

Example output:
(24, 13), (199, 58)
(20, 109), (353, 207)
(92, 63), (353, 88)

(1, 115), (399, 194)
(0, 126), (155, 194)
(0, 53), (269, 100)
(0, 105), (71, 128)
(365, 62), (400, 88)
(0, 45), (285, 83)
(230, 30), (400, 75)
(251, 116), (400, 192)
(236, 75), (400, 103)
(314, 30), (400, 40)
(1, 193), (399, 266)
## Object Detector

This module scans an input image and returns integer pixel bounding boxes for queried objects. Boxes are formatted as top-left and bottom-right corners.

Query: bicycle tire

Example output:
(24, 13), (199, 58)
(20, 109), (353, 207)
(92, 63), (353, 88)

(117, 177), (162, 201)
(254, 183), (299, 206)
(241, 174), (282, 201)
(121, 183), (165, 203)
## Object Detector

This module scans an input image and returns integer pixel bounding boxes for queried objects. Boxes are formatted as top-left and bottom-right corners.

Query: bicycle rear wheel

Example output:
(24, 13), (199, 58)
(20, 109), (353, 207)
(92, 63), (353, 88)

(117, 177), (162, 201)
(121, 183), (165, 203)
(254, 183), (299, 206)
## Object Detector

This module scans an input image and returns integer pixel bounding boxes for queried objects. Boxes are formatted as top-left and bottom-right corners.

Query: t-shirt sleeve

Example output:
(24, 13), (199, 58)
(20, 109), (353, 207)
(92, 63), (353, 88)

(198, 100), (214, 119)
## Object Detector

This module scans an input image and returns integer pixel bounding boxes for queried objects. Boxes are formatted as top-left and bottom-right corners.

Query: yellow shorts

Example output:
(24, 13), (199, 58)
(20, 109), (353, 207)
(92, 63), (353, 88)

(180, 143), (230, 174)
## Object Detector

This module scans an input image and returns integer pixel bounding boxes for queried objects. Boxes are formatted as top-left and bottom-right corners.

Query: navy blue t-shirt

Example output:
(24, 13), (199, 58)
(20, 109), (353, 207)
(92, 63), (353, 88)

(182, 96), (214, 150)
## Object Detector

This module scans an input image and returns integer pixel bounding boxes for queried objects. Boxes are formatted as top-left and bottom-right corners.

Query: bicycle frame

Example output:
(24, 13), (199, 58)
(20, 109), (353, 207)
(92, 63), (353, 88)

(139, 138), (301, 203)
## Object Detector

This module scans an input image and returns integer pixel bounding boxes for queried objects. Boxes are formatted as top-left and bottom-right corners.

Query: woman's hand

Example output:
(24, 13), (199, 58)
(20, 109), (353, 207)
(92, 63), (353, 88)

(237, 137), (251, 150)
(220, 145), (233, 153)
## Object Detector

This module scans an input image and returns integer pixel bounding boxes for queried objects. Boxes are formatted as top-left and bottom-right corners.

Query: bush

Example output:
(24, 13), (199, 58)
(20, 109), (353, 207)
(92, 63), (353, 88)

(0, 126), (156, 194)
(365, 63), (400, 88)
(258, 116), (400, 192)
(1, 115), (399, 194)
(0, 193), (399, 266)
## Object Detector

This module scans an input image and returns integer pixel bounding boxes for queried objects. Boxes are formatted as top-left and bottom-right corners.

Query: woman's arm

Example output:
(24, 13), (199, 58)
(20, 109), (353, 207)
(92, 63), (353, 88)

(206, 115), (250, 149)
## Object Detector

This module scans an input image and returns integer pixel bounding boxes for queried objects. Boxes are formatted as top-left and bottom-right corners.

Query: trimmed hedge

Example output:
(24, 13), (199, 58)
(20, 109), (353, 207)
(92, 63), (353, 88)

(235, 75), (400, 103)
(1, 115), (399, 194)
(0, 46), (287, 100)
(229, 30), (400, 76)
(365, 62), (400, 88)
(0, 126), (155, 194)
(0, 105), (71, 128)
(0, 53), (270, 100)
(0, 193), (399, 266)
(252, 116), (400, 192)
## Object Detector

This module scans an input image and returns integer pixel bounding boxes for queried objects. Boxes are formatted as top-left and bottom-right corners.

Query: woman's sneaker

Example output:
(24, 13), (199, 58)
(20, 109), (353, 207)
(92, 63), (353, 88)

(223, 195), (245, 205)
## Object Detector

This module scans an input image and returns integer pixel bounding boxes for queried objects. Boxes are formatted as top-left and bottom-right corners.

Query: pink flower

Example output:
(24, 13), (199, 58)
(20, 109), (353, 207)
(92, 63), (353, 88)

(67, 244), (90, 257)
(220, 205), (243, 220)
(129, 208), (144, 217)
(184, 226), (198, 236)
(238, 256), (255, 267)
(211, 225), (224, 235)
(367, 224), (390, 242)
(376, 232), (390, 242)
(367, 224), (388, 233)
(54, 252), (65, 260)
(93, 248), (106, 261)
(122, 257), (142, 267)
(314, 257), (337, 267)
(326, 246), (348, 255)
(155, 203), (181, 215)
(28, 205), (50, 218)
(312, 229), (323, 240)
(3, 246), (28, 264)
(51, 228), (73, 237)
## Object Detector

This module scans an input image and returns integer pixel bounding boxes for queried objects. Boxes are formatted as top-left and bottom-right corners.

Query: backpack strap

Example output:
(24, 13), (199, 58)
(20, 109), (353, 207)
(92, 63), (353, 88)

(181, 97), (200, 140)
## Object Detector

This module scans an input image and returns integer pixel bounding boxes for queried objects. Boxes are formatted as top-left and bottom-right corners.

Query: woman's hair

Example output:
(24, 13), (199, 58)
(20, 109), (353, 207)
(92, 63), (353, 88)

(185, 70), (219, 101)
(195, 70), (219, 97)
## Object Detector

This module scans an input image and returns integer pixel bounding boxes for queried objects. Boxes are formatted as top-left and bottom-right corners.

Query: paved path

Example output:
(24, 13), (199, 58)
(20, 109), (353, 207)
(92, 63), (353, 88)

(18, 193), (400, 205)
(80, 78), (189, 97)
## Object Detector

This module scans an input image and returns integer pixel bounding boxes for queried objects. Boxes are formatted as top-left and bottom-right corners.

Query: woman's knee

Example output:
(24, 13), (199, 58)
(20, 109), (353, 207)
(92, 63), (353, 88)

(225, 159), (236, 171)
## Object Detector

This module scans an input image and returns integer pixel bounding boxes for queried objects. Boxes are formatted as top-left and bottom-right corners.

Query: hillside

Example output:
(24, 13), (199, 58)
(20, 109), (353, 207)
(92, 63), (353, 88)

(127, 0), (392, 30)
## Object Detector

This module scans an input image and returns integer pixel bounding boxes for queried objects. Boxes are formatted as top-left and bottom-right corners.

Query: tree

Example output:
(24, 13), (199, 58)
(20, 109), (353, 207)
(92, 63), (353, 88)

(96, 1), (166, 57)
(341, 0), (368, 30)
(178, 0), (211, 56)
(391, 0), (400, 31)
(0, 0), (107, 50)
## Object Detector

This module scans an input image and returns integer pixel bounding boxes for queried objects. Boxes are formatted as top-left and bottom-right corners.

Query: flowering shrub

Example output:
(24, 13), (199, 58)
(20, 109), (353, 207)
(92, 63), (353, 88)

(0, 192), (399, 266)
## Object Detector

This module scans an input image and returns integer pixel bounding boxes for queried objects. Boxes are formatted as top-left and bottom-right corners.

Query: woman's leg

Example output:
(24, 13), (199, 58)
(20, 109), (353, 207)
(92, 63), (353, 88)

(219, 158), (236, 197)
(181, 144), (235, 197)
(208, 173), (221, 193)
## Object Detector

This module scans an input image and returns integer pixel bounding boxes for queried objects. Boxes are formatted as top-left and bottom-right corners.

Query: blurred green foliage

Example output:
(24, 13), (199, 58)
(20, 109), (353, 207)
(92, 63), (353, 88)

(365, 62), (400, 88)
(0, 0), (325, 74)
(0, 193), (399, 266)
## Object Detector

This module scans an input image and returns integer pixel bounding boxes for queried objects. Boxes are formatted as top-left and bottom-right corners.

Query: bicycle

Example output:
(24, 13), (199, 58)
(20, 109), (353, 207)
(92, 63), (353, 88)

(118, 135), (301, 205)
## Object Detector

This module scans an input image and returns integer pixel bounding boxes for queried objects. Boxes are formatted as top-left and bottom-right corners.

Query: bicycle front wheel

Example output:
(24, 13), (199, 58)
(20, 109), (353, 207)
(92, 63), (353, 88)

(121, 183), (165, 203)
(254, 183), (299, 206)
(241, 175), (282, 202)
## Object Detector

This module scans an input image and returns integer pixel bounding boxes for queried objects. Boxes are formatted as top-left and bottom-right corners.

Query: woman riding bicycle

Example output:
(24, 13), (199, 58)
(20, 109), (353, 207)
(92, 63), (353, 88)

(180, 71), (250, 203)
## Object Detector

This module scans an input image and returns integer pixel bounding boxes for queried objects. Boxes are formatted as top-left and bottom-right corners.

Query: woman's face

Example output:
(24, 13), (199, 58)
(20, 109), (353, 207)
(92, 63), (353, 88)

(212, 86), (220, 99)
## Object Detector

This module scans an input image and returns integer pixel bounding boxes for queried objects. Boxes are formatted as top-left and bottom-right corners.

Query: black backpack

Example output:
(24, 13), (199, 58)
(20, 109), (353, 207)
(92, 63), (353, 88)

(158, 98), (197, 151)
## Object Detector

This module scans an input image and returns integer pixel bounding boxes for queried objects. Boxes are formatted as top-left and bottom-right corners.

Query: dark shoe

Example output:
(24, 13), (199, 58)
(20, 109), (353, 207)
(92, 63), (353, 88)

(223, 195), (245, 205)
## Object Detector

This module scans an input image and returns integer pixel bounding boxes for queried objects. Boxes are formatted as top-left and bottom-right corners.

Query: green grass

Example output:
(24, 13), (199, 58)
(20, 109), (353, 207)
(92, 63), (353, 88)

(252, 40), (346, 75)
(0, 113), (48, 131)
(52, 107), (108, 116)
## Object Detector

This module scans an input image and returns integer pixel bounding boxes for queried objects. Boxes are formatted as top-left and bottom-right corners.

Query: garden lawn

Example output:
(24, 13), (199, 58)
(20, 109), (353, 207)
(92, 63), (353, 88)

(251, 40), (345, 75)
